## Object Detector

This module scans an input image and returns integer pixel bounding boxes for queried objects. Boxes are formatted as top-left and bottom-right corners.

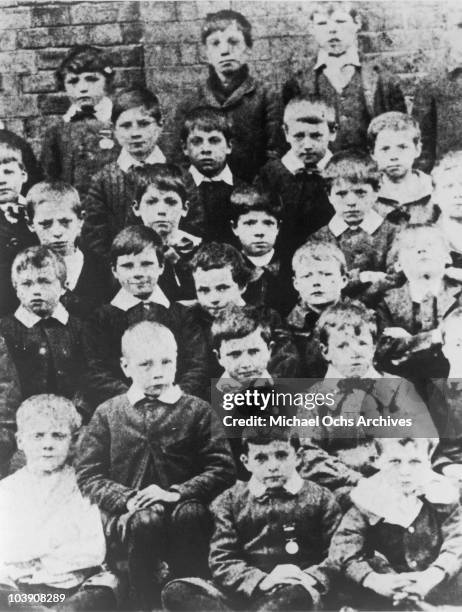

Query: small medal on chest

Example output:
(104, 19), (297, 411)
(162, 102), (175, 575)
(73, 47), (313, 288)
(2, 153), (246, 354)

(283, 523), (299, 555)
(98, 128), (114, 150)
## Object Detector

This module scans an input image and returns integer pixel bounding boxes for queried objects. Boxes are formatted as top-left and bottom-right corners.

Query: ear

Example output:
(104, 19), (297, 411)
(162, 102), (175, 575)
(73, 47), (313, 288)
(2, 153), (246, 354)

(20, 168), (28, 185)
(15, 432), (23, 452)
(226, 139), (232, 155)
(320, 342), (329, 361)
(240, 453), (249, 470)
(214, 348), (224, 368)
(120, 356), (129, 377)
(182, 142), (189, 158)
(231, 220), (238, 236)
(283, 123), (289, 141)
(181, 199), (189, 215)
(292, 274), (300, 294)
(415, 140), (422, 159)
(238, 283), (248, 296)
(328, 124), (337, 144)
(340, 273), (348, 290)
(268, 340), (275, 353)
(353, 14), (362, 32)
(132, 200), (140, 217)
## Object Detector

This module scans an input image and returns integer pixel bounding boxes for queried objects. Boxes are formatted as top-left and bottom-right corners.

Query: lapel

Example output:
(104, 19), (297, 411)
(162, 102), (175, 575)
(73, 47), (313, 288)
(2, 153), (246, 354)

(384, 281), (461, 325)
(202, 75), (256, 109)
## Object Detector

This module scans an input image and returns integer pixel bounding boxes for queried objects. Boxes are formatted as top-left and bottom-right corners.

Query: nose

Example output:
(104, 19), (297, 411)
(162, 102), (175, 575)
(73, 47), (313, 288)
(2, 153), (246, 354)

(219, 40), (231, 56)
(41, 434), (54, 449)
(328, 21), (338, 34)
(52, 223), (63, 237)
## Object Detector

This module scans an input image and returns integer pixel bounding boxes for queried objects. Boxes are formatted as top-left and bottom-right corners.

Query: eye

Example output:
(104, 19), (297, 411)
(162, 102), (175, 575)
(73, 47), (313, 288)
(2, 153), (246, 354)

(228, 351), (241, 359)
(34, 432), (45, 439)
(197, 287), (209, 294)
(39, 221), (53, 229)
(118, 122), (132, 130)
(275, 451), (289, 460)
(209, 137), (222, 145)
(85, 75), (99, 83)
(52, 432), (67, 440)
(248, 348), (260, 356)
(409, 458), (422, 465)
(66, 77), (79, 86)
(335, 190), (348, 198)
(217, 284), (231, 292)
(389, 458), (401, 465)
(244, 220), (257, 226)
(137, 120), (152, 128)
(161, 358), (172, 365)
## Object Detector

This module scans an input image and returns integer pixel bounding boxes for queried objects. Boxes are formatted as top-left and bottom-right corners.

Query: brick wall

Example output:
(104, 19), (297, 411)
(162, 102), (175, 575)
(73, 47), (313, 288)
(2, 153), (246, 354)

(0, 0), (450, 155)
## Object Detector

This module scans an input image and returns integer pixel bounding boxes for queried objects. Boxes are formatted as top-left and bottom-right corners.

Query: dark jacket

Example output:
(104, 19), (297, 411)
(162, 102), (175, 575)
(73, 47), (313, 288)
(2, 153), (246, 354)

(76, 391), (236, 514)
(285, 301), (327, 378)
(0, 334), (21, 466)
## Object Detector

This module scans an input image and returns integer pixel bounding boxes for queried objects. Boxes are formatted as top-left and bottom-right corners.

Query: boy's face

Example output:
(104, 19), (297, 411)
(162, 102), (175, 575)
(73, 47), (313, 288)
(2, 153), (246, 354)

(193, 265), (245, 318)
(311, 8), (360, 56)
(205, 23), (250, 80)
(378, 440), (431, 496)
(184, 128), (231, 177)
(329, 179), (376, 226)
(322, 326), (375, 378)
(134, 186), (187, 240)
(114, 106), (162, 160)
(442, 317), (462, 365)
(434, 169), (462, 220)
(113, 246), (164, 299)
(0, 161), (27, 203)
(217, 328), (271, 383)
(17, 418), (72, 475)
(241, 440), (299, 489)
(293, 259), (346, 309)
(232, 211), (279, 257)
(15, 265), (63, 317)
(373, 129), (420, 180)
(398, 233), (449, 281)
(284, 116), (330, 166)
(63, 71), (106, 108)
(121, 337), (176, 398)
(31, 200), (82, 256)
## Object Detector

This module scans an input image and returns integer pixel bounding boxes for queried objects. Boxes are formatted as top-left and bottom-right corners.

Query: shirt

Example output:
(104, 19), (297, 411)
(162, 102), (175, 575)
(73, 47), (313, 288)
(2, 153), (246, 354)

(14, 303), (69, 328)
(64, 248), (85, 291)
(63, 96), (113, 124)
(328, 209), (384, 237)
(281, 149), (332, 175)
(117, 146), (166, 173)
(110, 286), (170, 311)
(189, 164), (234, 187)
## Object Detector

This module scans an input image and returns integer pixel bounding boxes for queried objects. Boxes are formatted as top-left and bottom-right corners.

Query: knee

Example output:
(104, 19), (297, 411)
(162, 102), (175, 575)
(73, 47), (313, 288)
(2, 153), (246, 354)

(171, 500), (209, 528)
(126, 506), (165, 541)
(162, 580), (197, 611)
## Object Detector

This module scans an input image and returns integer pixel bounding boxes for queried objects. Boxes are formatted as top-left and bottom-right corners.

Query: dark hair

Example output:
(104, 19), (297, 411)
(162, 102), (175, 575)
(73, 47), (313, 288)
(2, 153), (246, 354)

(230, 185), (281, 224)
(315, 300), (377, 349)
(112, 87), (162, 125)
(374, 437), (436, 457)
(180, 106), (233, 144)
(0, 142), (24, 170)
(191, 242), (252, 288)
(211, 304), (272, 351)
(56, 45), (114, 91)
(283, 95), (335, 132)
(201, 10), (253, 47)
(241, 424), (300, 454)
(12, 245), (67, 288)
(110, 225), (165, 268)
(323, 150), (381, 191)
(133, 164), (188, 204)
(26, 181), (82, 221)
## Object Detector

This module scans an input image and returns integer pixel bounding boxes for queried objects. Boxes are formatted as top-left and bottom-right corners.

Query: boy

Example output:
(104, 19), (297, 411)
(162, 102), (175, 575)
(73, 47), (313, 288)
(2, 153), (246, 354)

(76, 321), (235, 609)
(368, 112), (436, 225)
(162, 425), (341, 612)
(312, 150), (398, 305)
(330, 438), (462, 609)
(286, 241), (347, 378)
(27, 181), (112, 319)
(0, 142), (37, 316)
(190, 242), (299, 381)
(255, 96), (335, 261)
(283, 3), (405, 152)
(376, 224), (461, 380)
(0, 247), (91, 420)
(86, 225), (209, 406)
(41, 45), (118, 197)
(170, 10), (282, 182)
(0, 394), (116, 611)
(81, 87), (167, 261)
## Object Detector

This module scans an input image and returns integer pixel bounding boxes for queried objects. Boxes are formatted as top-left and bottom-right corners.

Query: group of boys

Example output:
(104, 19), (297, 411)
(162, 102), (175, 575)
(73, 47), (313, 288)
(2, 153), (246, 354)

(2, 3), (462, 611)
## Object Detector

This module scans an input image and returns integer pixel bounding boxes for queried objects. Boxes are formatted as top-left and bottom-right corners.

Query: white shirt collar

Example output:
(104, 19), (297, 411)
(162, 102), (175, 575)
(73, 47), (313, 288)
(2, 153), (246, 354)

(189, 164), (233, 187)
(281, 148), (329, 175)
(248, 472), (304, 497)
(14, 302), (69, 328)
(325, 364), (382, 380)
(317, 149), (333, 171)
(328, 209), (384, 237)
(379, 170), (433, 204)
(64, 248), (84, 291)
(408, 279), (443, 304)
(63, 96), (113, 124)
(315, 47), (361, 71)
(110, 286), (170, 311)
(117, 146), (166, 173)
(246, 249), (275, 268)
(127, 383), (182, 406)
(216, 369), (273, 393)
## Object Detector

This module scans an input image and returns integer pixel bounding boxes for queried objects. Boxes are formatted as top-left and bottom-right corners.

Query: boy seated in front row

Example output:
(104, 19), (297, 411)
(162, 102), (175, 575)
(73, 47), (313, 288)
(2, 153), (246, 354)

(76, 321), (235, 610)
(369, 111), (436, 226)
(27, 181), (111, 319)
(312, 150), (399, 306)
(330, 438), (462, 610)
(0, 394), (116, 611)
(255, 95), (335, 262)
(162, 425), (341, 612)
(189, 242), (300, 380)
(376, 223), (462, 380)
(85, 225), (209, 407)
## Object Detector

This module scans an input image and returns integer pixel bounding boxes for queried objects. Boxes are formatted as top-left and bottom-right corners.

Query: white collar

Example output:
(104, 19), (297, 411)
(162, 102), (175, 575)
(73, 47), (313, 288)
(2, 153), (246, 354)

(408, 279), (443, 304)
(189, 164), (233, 187)
(216, 369), (273, 393)
(127, 383), (182, 406)
(63, 96), (112, 124)
(439, 216), (462, 254)
(246, 249), (275, 268)
(169, 229), (202, 249)
(64, 248), (84, 291)
(248, 472), (304, 497)
(379, 170), (433, 204)
(328, 209), (384, 237)
(325, 364), (382, 380)
(317, 149), (333, 171)
(117, 146), (166, 173)
(315, 47), (361, 71)
(281, 148), (329, 175)
(110, 286), (170, 311)
(14, 302), (69, 328)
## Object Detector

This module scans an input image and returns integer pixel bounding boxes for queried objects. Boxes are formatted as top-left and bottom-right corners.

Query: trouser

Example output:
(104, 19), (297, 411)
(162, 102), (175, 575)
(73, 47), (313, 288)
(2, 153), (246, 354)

(0, 582), (115, 612)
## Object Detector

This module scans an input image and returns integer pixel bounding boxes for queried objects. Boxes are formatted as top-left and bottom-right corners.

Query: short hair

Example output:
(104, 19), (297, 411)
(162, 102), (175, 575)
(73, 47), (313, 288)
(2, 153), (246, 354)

(56, 45), (114, 90)
(310, 2), (359, 23)
(121, 320), (177, 359)
(367, 111), (421, 150)
(316, 300), (377, 349)
(211, 304), (272, 351)
(112, 87), (162, 126)
(12, 246), (67, 288)
(110, 225), (165, 268)
(26, 181), (82, 221)
(394, 223), (449, 258)
(283, 95), (334, 131)
(230, 185), (281, 223)
(191, 242), (253, 288)
(201, 9), (253, 47)
(374, 437), (437, 458)
(431, 150), (462, 186)
(133, 163), (188, 204)
(441, 306), (462, 342)
(292, 241), (347, 277)
(180, 106), (233, 144)
(241, 424), (300, 454)
(323, 150), (381, 191)
(16, 394), (82, 436)
(0, 142), (24, 169)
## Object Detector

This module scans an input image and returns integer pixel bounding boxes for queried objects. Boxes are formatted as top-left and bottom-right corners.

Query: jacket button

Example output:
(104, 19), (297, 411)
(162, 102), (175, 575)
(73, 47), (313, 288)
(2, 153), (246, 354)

(39, 346), (47, 355)
(409, 560), (417, 568)
(408, 526), (415, 533)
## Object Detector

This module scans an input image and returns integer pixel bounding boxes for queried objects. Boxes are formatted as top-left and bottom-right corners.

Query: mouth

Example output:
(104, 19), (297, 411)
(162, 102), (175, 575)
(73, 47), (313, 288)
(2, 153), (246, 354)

(310, 290), (325, 298)
(51, 241), (68, 251)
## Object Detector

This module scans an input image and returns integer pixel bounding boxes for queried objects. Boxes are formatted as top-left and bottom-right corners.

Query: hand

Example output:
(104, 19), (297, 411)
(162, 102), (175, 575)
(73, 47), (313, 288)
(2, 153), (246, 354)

(259, 565), (305, 591)
(398, 568), (445, 601)
(363, 572), (413, 599)
(383, 327), (412, 339)
(442, 463), (462, 481)
(360, 271), (388, 284)
(130, 485), (180, 510)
